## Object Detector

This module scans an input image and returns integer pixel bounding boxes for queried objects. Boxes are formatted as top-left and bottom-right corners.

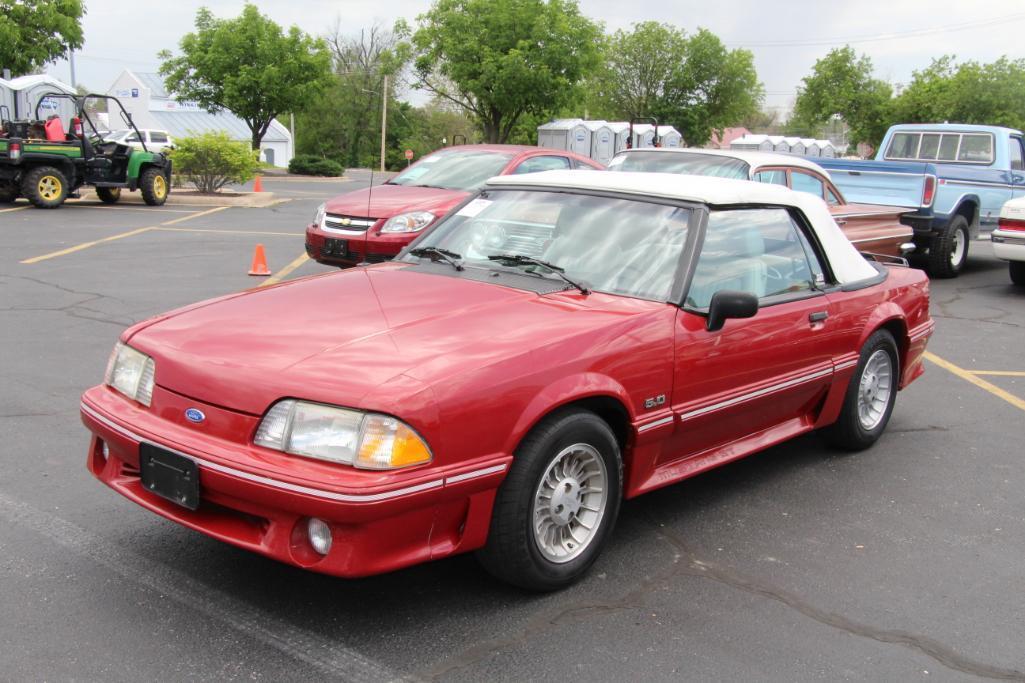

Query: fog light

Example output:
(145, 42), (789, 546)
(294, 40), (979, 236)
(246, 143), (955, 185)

(101, 441), (110, 460)
(307, 518), (332, 556)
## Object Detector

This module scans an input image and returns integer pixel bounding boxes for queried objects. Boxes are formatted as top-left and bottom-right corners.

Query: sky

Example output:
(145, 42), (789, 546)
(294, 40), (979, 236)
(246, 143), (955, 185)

(45, 0), (1025, 120)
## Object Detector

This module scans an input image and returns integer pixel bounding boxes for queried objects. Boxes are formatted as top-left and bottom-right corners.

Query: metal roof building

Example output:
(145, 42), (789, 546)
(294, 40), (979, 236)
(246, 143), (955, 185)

(107, 70), (292, 167)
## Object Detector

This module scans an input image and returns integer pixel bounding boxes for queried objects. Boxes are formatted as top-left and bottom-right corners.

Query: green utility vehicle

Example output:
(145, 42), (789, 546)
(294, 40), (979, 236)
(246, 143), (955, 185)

(0, 93), (171, 208)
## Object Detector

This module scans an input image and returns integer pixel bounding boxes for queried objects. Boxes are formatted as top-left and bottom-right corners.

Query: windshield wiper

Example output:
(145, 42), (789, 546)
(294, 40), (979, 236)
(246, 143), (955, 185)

(409, 246), (464, 271)
(487, 254), (590, 295)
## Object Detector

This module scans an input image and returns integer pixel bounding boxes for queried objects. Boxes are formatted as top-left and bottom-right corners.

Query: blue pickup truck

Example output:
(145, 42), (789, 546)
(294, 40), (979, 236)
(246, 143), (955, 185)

(817, 123), (1025, 277)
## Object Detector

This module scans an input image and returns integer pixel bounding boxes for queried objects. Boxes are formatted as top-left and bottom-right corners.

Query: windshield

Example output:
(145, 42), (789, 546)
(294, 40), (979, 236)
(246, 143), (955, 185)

(388, 150), (515, 191)
(403, 189), (691, 301)
(608, 151), (750, 179)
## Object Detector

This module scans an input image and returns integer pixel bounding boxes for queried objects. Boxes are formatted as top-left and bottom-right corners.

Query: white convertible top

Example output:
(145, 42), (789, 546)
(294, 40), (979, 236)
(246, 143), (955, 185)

(487, 170), (878, 284)
(612, 147), (832, 178)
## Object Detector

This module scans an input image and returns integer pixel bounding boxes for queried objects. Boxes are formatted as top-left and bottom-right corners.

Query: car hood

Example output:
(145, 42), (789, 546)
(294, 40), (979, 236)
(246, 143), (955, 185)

(127, 264), (660, 415)
(323, 183), (470, 219)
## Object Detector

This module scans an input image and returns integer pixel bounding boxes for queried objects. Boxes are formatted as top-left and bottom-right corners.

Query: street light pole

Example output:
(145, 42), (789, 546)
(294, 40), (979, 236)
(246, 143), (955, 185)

(380, 74), (388, 173)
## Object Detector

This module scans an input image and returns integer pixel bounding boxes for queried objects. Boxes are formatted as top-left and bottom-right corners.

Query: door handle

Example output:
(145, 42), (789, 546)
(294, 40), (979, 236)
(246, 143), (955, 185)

(809, 311), (828, 323)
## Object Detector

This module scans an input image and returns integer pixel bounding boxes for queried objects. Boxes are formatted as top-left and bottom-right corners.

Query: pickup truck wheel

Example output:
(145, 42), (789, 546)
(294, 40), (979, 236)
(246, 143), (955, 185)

(928, 215), (969, 278)
(476, 409), (622, 591)
(96, 187), (121, 204)
(139, 168), (168, 206)
(823, 329), (899, 451)
(1010, 261), (1025, 287)
(22, 166), (69, 208)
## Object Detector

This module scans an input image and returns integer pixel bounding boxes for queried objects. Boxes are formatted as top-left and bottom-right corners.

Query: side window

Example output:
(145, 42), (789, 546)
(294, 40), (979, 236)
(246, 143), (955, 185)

(150, 131), (168, 143)
(825, 185), (843, 206)
(125, 132), (140, 143)
(791, 171), (825, 199)
(1010, 138), (1024, 171)
(753, 169), (787, 186)
(513, 155), (571, 174)
(686, 209), (822, 309)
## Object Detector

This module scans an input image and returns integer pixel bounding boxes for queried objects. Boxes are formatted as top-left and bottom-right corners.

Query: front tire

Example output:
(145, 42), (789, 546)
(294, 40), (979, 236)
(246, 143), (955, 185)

(96, 187), (121, 204)
(927, 215), (969, 278)
(477, 409), (622, 591)
(823, 329), (899, 451)
(139, 168), (168, 206)
(22, 166), (69, 208)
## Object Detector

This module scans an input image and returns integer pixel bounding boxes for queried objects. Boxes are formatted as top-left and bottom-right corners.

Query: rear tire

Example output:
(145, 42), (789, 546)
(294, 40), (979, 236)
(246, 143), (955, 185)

(139, 167), (168, 206)
(927, 215), (969, 278)
(96, 187), (121, 204)
(22, 166), (69, 208)
(476, 409), (622, 591)
(1010, 261), (1025, 287)
(823, 329), (899, 451)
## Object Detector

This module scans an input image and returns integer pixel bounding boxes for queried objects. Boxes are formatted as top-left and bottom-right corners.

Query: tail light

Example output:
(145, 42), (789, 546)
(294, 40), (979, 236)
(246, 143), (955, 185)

(921, 175), (936, 206)
(998, 217), (1025, 232)
(9, 142), (19, 160)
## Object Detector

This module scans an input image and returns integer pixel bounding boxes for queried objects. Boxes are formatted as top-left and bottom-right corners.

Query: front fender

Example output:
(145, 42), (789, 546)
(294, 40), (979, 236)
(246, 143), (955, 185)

(503, 372), (635, 457)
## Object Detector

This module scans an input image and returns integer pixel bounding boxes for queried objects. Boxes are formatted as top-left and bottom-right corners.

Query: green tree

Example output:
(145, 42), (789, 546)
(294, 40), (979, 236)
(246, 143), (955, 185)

(792, 46), (892, 147)
(892, 56), (1025, 131)
(409, 0), (602, 143)
(159, 4), (331, 151)
(0, 0), (84, 76)
(589, 23), (761, 147)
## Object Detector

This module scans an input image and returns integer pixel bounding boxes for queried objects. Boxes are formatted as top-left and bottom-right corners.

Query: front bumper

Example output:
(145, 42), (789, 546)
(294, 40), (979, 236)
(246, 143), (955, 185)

(991, 229), (1025, 262)
(305, 222), (414, 267)
(80, 385), (509, 577)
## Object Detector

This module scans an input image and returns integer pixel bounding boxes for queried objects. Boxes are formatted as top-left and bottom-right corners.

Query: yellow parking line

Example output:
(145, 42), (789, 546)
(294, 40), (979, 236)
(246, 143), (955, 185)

(20, 227), (155, 264)
(0, 205), (30, 214)
(924, 351), (1025, 412)
(967, 370), (1025, 377)
(257, 253), (310, 288)
(156, 227), (304, 237)
(160, 206), (229, 226)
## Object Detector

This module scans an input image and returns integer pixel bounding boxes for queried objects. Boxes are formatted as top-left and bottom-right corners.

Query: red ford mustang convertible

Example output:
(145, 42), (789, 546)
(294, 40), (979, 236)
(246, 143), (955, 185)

(81, 171), (933, 590)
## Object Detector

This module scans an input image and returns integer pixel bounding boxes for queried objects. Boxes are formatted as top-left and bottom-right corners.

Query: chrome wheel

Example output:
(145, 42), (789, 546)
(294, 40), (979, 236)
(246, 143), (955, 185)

(532, 443), (608, 564)
(857, 349), (893, 431)
(950, 226), (966, 268)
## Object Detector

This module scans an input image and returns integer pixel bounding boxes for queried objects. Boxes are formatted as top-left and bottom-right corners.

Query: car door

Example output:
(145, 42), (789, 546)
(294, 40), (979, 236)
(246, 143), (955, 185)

(660, 207), (838, 464)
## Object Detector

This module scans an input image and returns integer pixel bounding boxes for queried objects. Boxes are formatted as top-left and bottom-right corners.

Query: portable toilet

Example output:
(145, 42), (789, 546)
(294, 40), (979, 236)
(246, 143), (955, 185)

(656, 125), (683, 148)
(818, 140), (836, 158)
(770, 136), (788, 153)
(584, 120), (616, 165)
(608, 122), (631, 154)
(537, 119), (590, 155)
(630, 124), (656, 148)
(788, 138), (807, 155)
(7, 74), (76, 121)
(805, 140), (821, 157)
(732, 134), (773, 151)
(0, 77), (14, 122)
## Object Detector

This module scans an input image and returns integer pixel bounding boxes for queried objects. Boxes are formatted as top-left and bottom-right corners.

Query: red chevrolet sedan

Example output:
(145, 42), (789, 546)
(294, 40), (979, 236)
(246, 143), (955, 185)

(82, 171), (933, 591)
(305, 144), (605, 267)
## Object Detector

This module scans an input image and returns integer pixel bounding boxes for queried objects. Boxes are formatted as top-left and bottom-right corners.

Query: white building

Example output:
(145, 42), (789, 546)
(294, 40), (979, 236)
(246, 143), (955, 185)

(107, 70), (293, 168)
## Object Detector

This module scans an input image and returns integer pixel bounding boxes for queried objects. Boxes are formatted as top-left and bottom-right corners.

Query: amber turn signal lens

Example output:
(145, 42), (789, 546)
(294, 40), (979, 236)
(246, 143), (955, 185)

(355, 414), (432, 470)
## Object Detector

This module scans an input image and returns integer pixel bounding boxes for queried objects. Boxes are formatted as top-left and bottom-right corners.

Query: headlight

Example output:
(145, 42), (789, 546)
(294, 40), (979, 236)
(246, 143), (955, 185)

(254, 399), (432, 470)
(313, 203), (326, 227)
(105, 342), (155, 406)
(381, 211), (435, 233)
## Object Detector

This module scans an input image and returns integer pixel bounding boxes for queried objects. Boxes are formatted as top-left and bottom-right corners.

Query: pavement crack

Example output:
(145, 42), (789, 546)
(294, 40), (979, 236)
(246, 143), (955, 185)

(648, 515), (1025, 681)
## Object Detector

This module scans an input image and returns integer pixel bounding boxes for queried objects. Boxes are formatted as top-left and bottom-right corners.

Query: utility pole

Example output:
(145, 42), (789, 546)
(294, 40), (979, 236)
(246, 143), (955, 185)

(68, 49), (77, 89)
(380, 74), (388, 173)
(289, 112), (295, 160)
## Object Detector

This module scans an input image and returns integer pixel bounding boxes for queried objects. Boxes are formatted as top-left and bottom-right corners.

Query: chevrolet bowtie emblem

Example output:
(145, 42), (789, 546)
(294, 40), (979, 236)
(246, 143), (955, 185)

(340, 218), (351, 226)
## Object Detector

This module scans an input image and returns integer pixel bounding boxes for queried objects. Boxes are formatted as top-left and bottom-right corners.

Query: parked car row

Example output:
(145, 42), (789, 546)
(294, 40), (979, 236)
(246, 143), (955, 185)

(82, 160), (935, 589)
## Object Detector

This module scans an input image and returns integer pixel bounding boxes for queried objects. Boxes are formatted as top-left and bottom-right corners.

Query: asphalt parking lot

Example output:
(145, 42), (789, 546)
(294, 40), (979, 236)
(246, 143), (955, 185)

(2, 179), (1024, 681)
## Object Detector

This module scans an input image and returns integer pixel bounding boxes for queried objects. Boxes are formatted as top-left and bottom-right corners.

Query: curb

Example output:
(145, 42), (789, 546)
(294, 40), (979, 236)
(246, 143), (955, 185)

(75, 190), (284, 208)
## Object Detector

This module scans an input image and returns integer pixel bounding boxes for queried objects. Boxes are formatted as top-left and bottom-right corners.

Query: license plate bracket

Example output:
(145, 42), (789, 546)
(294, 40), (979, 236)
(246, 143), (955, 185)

(323, 238), (348, 258)
(139, 443), (200, 510)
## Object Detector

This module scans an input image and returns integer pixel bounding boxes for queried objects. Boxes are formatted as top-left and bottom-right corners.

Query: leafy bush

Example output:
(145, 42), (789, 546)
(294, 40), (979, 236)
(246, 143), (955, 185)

(169, 132), (261, 193)
(289, 155), (344, 176)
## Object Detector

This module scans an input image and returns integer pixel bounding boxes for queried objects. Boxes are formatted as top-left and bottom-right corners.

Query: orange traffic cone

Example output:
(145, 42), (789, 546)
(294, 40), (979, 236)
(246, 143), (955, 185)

(248, 243), (272, 276)
(253, 175), (264, 193)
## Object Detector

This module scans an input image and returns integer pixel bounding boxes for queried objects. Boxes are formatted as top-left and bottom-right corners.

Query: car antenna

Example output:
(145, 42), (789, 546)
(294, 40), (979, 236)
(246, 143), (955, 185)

(358, 167), (373, 266)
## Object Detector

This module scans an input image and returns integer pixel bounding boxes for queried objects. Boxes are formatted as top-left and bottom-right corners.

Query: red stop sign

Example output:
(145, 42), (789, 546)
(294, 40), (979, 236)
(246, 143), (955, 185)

(404, 149), (414, 160)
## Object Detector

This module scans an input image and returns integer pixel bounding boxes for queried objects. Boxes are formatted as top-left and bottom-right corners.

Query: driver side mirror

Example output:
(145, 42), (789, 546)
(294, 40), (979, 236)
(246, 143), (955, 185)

(706, 290), (758, 332)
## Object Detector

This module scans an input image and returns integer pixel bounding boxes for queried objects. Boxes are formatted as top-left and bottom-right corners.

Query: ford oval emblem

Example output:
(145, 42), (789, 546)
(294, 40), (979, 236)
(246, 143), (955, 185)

(184, 408), (206, 424)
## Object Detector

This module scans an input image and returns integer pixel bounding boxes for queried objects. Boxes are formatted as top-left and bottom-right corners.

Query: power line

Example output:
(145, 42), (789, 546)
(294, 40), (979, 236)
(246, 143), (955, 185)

(727, 11), (1025, 48)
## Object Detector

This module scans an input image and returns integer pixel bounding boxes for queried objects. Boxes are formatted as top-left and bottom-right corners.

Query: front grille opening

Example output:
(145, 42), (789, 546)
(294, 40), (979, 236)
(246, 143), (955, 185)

(324, 214), (377, 232)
